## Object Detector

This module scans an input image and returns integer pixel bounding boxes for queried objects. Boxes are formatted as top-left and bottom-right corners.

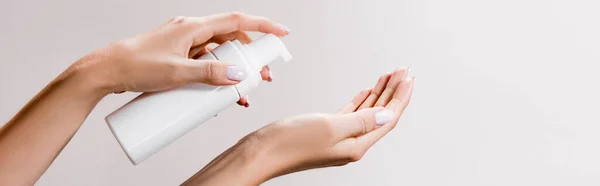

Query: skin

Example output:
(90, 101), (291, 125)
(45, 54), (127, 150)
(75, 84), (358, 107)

(183, 68), (414, 185)
(0, 12), (415, 186)
(0, 12), (285, 185)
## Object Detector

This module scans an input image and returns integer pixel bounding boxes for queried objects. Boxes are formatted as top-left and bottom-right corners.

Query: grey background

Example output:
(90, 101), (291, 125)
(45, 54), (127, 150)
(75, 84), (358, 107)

(1, 0), (599, 185)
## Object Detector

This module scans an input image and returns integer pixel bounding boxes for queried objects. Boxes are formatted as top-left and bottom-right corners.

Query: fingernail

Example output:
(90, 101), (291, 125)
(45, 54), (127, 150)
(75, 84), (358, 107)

(375, 109), (395, 125)
(244, 95), (250, 107)
(227, 66), (247, 81)
(268, 70), (274, 81)
(276, 23), (291, 33)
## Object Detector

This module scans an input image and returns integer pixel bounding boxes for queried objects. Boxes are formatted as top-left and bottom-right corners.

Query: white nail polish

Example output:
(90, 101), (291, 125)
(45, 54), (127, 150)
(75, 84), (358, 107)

(375, 109), (395, 125)
(227, 66), (248, 81)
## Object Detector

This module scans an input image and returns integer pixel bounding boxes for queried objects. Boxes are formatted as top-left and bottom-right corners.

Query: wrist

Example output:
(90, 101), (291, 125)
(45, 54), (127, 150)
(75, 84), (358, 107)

(182, 134), (277, 186)
(66, 50), (116, 98)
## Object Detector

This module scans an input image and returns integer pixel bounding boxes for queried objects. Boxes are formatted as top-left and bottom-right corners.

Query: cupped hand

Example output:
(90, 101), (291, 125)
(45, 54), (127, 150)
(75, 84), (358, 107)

(183, 67), (414, 185)
(72, 12), (289, 106)
(256, 67), (414, 179)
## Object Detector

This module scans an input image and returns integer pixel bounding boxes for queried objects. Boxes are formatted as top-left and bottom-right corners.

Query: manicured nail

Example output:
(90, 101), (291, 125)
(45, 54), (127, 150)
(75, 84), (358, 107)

(227, 66), (247, 81)
(244, 95), (250, 107)
(375, 109), (395, 125)
(268, 70), (274, 81)
(276, 23), (291, 33)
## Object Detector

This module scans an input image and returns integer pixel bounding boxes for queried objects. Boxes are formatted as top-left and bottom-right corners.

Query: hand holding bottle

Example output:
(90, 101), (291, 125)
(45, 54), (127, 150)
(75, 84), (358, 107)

(183, 67), (414, 185)
(73, 12), (290, 105)
(0, 12), (290, 185)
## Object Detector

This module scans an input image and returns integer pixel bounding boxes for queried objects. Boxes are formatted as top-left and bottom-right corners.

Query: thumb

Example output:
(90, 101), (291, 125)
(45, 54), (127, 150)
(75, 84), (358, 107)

(180, 59), (248, 86)
(330, 107), (396, 140)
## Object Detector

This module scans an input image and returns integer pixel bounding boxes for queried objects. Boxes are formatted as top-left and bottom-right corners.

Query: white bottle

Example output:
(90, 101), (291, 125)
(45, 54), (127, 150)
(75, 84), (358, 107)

(105, 34), (292, 165)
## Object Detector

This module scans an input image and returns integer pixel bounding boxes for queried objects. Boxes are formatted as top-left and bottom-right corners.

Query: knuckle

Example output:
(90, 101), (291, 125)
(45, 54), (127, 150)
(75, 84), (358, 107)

(378, 74), (389, 82)
(203, 62), (217, 82)
(358, 115), (370, 134)
(348, 149), (365, 162)
(259, 16), (273, 24)
(168, 16), (187, 24)
(395, 67), (408, 73)
(228, 11), (246, 20)
(320, 115), (337, 138)
(370, 90), (380, 97)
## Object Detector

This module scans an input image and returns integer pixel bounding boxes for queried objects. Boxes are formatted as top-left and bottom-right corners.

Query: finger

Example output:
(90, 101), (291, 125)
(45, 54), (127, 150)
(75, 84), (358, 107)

(196, 31), (272, 81)
(209, 31), (253, 44)
(386, 77), (414, 113)
(329, 107), (387, 141)
(178, 59), (247, 86)
(189, 31), (251, 58)
(235, 31), (253, 44)
(224, 31), (253, 44)
(189, 46), (214, 59)
(213, 30), (273, 81)
(374, 67), (409, 107)
(209, 31), (272, 81)
(355, 78), (414, 149)
(188, 12), (289, 46)
(189, 46), (205, 59)
(358, 73), (392, 110)
(338, 88), (372, 114)
(260, 66), (271, 81)
(237, 96), (249, 107)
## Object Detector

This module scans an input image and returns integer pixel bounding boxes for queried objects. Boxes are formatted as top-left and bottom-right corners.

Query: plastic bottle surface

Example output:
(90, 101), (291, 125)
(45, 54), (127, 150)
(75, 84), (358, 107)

(105, 34), (292, 165)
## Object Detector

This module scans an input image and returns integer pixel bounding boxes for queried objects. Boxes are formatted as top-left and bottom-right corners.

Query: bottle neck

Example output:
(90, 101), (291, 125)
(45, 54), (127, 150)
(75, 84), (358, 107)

(223, 40), (261, 98)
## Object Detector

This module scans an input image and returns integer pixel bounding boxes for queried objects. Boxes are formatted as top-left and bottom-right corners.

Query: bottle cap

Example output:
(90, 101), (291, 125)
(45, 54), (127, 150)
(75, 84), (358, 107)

(246, 34), (292, 66)
(232, 34), (292, 97)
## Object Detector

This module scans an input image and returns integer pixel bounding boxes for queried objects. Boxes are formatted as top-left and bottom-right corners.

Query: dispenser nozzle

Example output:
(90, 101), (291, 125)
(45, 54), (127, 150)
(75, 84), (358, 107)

(246, 34), (292, 68)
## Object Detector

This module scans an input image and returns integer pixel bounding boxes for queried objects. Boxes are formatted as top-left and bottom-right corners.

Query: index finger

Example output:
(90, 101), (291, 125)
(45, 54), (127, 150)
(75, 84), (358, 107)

(187, 12), (289, 46)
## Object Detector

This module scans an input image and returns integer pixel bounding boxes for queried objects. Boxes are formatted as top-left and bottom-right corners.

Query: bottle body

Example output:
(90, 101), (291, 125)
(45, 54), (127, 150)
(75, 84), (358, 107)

(106, 84), (239, 164)
(106, 52), (241, 165)
(105, 34), (292, 165)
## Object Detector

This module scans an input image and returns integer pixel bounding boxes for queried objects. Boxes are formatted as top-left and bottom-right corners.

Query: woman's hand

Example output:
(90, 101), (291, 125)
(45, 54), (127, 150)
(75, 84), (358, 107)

(183, 67), (414, 185)
(0, 12), (288, 186)
(74, 12), (289, 106)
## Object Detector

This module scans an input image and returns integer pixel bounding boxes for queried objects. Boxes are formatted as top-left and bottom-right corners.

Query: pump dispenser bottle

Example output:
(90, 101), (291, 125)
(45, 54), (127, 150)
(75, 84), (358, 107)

(105, 34), (292, 165)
